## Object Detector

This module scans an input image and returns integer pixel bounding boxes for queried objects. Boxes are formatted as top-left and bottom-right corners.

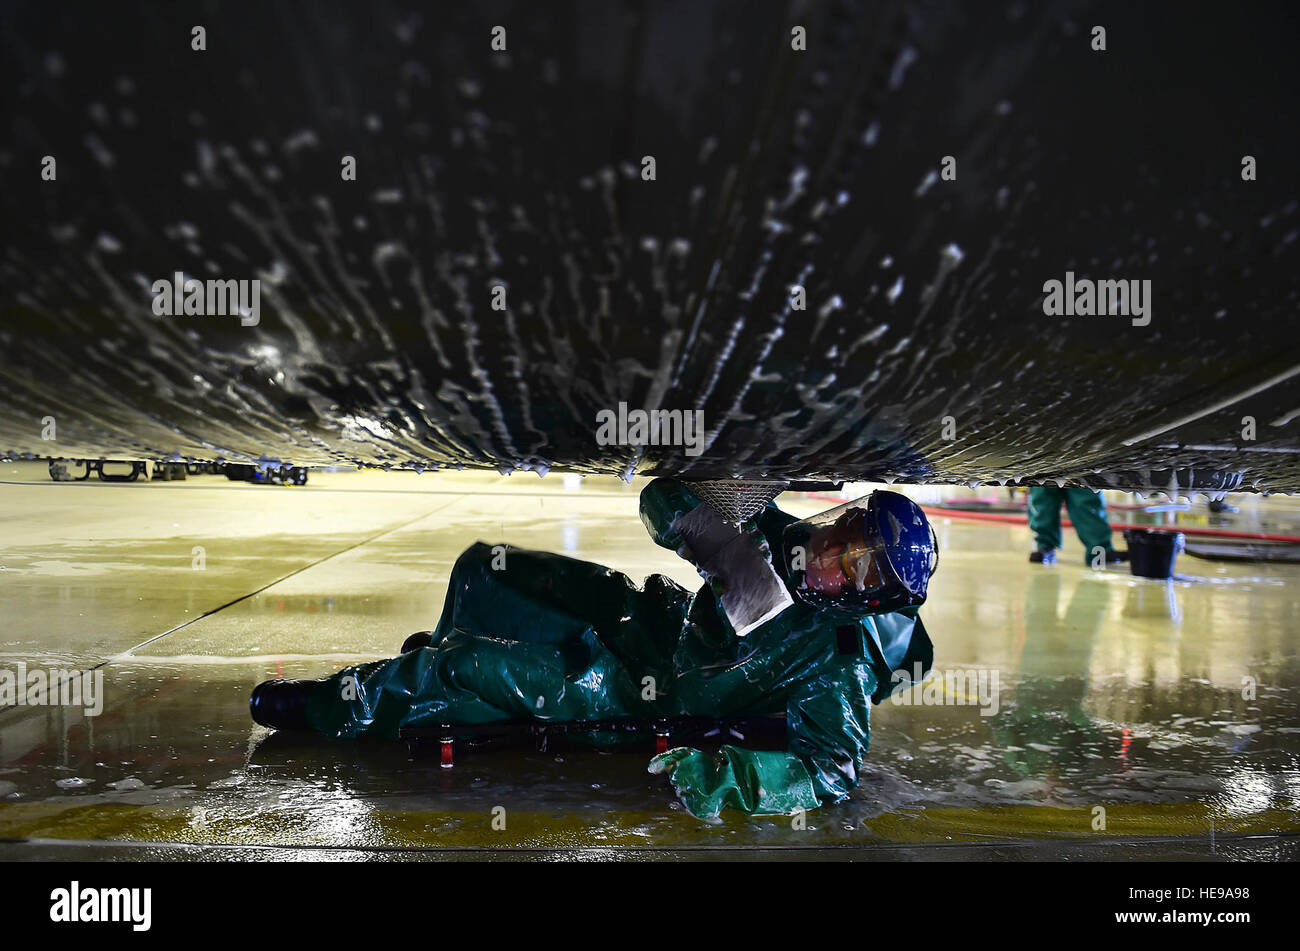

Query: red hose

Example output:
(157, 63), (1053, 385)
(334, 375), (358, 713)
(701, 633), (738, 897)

(803, 493), (1300, 544)
(940, 497), (1153, 512)
(921, 506), (1300, 543)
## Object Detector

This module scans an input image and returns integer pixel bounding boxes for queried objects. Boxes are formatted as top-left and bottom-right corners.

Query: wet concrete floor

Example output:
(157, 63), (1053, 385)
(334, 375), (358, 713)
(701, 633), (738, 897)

(1, 463), (1297, 859)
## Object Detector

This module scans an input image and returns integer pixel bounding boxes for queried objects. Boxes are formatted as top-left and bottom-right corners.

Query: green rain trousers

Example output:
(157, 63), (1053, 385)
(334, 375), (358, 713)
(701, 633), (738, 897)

(298, 478), (933, 819)
(1027, 486), (1117, 563)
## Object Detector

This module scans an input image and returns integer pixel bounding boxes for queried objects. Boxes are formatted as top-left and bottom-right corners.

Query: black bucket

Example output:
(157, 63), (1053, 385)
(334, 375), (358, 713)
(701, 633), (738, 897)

(1124, 529), (1185, 580)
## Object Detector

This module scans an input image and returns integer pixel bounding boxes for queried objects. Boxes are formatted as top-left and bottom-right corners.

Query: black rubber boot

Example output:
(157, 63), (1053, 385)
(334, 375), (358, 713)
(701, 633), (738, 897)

(1029, 548), (1057, 565)
(249, 679), (316, 731)
(1102, 549), (1129, 566)
(401, 630), (435, 653)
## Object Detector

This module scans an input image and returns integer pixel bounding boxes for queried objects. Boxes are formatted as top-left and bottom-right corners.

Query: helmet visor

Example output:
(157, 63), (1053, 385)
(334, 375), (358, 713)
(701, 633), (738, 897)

(785, 492), (937, 615)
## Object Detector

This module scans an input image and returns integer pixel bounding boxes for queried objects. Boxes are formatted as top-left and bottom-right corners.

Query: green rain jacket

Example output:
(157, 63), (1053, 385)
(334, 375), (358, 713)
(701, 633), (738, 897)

(299, 478), (933, 819)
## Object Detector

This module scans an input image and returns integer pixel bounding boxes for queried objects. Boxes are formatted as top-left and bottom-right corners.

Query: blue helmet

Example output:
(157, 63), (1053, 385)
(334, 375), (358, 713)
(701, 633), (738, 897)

(783, 490), (938, 616)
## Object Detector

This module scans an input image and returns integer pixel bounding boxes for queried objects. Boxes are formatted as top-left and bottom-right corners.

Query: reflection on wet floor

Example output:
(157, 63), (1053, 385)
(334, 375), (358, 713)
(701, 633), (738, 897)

(1, 463), (1297, 858)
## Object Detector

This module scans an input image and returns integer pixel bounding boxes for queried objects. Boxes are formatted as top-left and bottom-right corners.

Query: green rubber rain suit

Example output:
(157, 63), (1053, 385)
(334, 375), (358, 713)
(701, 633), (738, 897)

(1027, 486), (1118, 564)
(296, 478), (934, 819)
